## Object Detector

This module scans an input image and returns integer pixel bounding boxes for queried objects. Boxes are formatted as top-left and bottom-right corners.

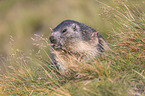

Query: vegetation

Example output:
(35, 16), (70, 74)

(0, 0), (144, 95)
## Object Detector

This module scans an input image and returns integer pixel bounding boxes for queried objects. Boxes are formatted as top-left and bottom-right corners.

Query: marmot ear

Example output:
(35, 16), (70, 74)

(97, 32), (110, 50)
(71, 24), (79, 31)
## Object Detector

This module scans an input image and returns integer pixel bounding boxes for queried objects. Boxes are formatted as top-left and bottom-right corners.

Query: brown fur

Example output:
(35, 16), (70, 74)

(49, 20), (109, 74)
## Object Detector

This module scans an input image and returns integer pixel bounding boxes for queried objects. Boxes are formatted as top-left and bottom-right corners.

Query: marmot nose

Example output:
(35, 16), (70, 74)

(49, 36), (57, 44)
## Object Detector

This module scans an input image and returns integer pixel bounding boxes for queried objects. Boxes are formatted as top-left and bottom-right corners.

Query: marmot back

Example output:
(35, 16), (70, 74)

(49, 20), (110, 73)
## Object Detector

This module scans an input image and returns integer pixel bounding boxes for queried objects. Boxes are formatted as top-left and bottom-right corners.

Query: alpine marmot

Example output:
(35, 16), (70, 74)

(49, 20), (109, 73)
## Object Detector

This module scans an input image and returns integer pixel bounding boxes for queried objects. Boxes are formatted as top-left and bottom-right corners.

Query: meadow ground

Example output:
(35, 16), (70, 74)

(0, 0), (144, 96)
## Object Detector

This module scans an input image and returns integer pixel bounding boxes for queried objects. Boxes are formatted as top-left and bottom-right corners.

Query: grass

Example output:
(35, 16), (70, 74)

(0, 0), (145, 96)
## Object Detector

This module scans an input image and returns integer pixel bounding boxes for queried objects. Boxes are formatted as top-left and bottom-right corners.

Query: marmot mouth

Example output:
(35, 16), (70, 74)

(51, 44), (69, 53)
(51, 44), (63, 50)
(54, 46), (62, 49)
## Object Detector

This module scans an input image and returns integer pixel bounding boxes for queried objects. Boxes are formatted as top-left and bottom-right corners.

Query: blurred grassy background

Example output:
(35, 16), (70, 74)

(0, 0), (112, 59)
(0, 0), (144, 59)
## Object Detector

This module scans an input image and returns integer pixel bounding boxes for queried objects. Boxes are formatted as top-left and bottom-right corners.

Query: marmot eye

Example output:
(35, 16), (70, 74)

(62, 29), (67, 33)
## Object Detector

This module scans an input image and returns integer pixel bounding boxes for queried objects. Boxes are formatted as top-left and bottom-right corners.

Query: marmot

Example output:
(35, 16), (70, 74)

(49, 20), (109, 73)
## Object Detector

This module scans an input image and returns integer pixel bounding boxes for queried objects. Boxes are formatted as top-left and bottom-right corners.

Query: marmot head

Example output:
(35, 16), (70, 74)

(49, 20), (109, 53)
(49, 20), (84, 51)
